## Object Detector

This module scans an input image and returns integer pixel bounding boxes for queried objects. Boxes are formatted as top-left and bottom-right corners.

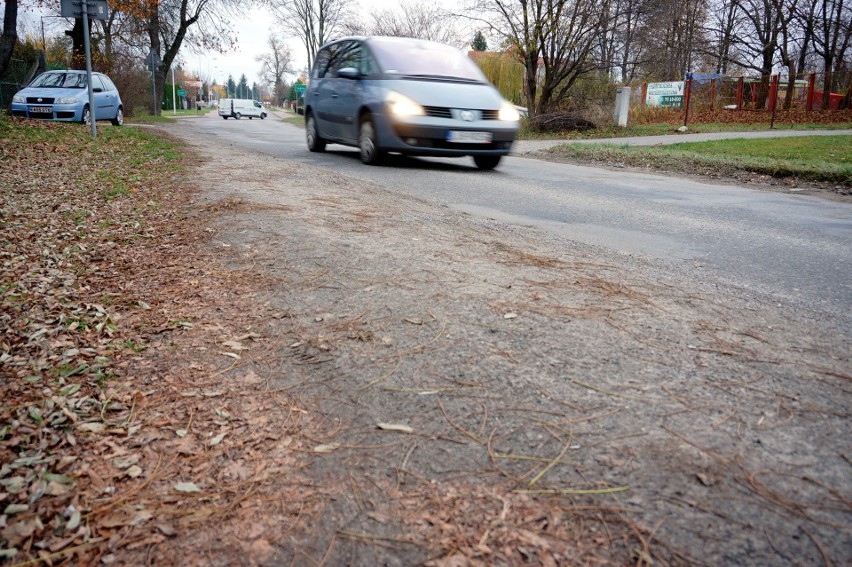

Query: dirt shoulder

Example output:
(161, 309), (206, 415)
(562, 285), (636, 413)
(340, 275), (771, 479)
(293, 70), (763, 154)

(2, 122), (850, 566)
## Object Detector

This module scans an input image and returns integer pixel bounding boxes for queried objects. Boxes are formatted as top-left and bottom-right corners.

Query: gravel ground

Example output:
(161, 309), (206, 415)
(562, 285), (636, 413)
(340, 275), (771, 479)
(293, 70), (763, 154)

(164, 123), (850, 566)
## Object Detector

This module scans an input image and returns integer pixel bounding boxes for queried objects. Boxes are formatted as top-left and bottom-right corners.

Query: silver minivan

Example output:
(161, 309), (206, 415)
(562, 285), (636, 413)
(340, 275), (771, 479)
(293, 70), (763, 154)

(305, 36), (520, 170)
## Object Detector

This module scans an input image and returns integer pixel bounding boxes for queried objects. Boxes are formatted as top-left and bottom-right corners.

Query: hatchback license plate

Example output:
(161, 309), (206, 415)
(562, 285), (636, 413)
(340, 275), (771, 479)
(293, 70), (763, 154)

(447, 131), (492, 143)
(30, 106), (51, 113)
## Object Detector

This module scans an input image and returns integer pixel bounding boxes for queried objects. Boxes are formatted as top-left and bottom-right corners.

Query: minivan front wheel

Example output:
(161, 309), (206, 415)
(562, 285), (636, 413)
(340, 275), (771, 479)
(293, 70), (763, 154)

(359, 116), (384, 165)
(473, 155), (501, 170)
(81, 106), (91, 126)
(306, 113), (326, 152)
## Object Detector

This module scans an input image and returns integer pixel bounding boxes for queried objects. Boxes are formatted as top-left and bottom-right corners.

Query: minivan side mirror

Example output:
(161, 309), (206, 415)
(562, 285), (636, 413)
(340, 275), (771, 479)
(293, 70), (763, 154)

(337, 67), (360, 80)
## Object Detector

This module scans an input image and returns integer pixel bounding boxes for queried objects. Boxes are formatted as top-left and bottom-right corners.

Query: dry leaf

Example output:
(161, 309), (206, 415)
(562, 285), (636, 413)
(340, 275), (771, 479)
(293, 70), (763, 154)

(77, 422), (106, 433)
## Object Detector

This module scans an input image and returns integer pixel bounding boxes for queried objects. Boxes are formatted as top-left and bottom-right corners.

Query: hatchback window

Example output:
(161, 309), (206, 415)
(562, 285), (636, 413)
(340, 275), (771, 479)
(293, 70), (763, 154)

(91, 75), (105, 91)
(369, 38), (486, 82)
(30, 72), (86, 88)
(100, 75), (117, 91)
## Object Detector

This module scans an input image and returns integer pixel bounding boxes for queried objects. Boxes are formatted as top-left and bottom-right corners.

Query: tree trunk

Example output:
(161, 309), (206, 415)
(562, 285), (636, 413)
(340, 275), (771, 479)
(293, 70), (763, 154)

(755, 47), (774, 109)
(783, 62), (796, 109)
(524, 55), (538, 118)
(65, 18), (86, 70)
(822, 66), (833, 108)
(0, 0), (17, 79)
(148, 11), (163, 115)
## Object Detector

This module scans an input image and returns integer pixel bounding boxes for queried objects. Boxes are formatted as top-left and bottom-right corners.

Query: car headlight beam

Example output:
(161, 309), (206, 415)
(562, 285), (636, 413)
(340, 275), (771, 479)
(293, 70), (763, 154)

(386, 91), (424, 116)
(498, 101), (521, 122)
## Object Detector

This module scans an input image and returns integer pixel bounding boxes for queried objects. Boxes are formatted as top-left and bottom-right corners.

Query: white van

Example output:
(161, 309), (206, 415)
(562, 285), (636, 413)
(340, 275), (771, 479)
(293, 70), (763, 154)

(218, 98), (267, 120)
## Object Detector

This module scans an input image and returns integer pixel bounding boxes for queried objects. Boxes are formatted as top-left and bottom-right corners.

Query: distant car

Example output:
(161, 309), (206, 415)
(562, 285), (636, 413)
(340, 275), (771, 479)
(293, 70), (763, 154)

(305, 36), (520, 170)
(218, 98), (267, 119)
(11, 70), (124, 126)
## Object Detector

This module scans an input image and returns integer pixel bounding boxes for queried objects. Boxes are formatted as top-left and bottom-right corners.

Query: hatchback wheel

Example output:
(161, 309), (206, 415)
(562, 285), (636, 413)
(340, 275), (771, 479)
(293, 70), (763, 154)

(81, 106), (91, 126)
(111, 106), (124, 126)
(473, 155), (501, 170)
(359, 116), (385, 165)
(306, 113), (326, 152)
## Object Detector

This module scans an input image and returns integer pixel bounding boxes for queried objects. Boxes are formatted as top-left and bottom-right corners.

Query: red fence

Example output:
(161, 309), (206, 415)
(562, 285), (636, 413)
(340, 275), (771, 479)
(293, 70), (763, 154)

(635, 72), (851, 120)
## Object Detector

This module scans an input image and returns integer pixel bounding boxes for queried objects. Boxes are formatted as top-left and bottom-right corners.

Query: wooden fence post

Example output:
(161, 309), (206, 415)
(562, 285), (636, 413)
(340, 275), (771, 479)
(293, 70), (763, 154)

(806, 73), (816, 111)
(641, 83), (648, 108)
(736, 77), (744, 110)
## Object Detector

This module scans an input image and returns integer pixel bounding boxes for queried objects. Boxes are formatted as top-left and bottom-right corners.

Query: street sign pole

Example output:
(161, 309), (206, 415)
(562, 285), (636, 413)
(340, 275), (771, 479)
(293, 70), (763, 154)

(172, 65), (177, 115)
(81, 0), (96, 138)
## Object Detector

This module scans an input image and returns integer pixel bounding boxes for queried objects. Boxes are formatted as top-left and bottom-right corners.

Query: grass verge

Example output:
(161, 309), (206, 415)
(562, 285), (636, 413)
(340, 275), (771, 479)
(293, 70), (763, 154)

(281, 113), (305, 126)
(546, 135), (852, 186)
(519, 120), (852, 140)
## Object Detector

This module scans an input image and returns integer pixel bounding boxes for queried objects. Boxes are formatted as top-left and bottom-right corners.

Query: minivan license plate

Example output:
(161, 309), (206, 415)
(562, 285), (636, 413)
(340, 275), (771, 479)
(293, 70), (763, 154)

(30, 106), (51, 113)
(447, 131), (492, 143)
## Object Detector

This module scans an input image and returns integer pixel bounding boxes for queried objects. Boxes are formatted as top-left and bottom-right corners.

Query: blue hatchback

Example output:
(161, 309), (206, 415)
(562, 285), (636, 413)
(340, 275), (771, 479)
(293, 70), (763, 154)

(11, 70), (124, 126)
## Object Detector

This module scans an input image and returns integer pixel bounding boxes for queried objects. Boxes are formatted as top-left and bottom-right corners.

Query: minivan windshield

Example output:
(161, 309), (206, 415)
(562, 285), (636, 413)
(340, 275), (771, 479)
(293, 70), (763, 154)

(29, 72), (86, 88)
(369, 38), (486, 82)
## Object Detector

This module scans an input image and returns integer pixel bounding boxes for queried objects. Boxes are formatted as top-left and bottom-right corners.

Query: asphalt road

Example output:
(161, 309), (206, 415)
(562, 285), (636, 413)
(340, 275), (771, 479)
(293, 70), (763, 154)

(183, 112), (852, 320)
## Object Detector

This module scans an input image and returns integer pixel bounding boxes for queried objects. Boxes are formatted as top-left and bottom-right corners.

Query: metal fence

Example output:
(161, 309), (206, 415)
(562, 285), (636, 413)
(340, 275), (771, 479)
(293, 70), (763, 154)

(0, 58), (28, 111)
(632, 71), (851, 115)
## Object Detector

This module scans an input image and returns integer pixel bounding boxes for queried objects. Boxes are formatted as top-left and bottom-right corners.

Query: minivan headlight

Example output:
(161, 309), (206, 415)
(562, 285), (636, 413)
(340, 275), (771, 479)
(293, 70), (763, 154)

(498, 101), (521, 121)
(12, 95), (24, 103)
(56, 96), (79, 104)
(386, 91), (424, 116)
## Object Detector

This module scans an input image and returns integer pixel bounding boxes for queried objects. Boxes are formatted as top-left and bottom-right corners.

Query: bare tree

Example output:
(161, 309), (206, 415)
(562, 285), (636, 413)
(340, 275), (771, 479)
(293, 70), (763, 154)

(811, 0), (852, 105)
(256, 33), (294, 96)
(269, 0), (354, 72)
(705, 0), (741, 74)
(467, 0), (608, 117)
(775, 0), (802, 108)
(614, 0), (653, 83)
(726, 0), (785, 106)
(641, 0), (708, 79)
(107, 0), (242, 114)
(344, 0), (464, 47)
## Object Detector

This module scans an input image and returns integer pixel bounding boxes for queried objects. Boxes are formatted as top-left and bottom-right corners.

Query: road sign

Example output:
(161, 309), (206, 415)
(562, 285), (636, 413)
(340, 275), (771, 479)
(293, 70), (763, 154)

(60, 0), (109, 20)
(646, 81), (685, 108)
(294, 84), (307, 93)
(177, 89), (186, 96)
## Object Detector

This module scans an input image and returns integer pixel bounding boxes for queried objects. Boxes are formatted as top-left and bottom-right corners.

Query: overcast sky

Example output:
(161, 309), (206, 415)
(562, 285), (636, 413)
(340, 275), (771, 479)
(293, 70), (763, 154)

(198, 0), (457, 89)
(16, 0), (459, 90)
